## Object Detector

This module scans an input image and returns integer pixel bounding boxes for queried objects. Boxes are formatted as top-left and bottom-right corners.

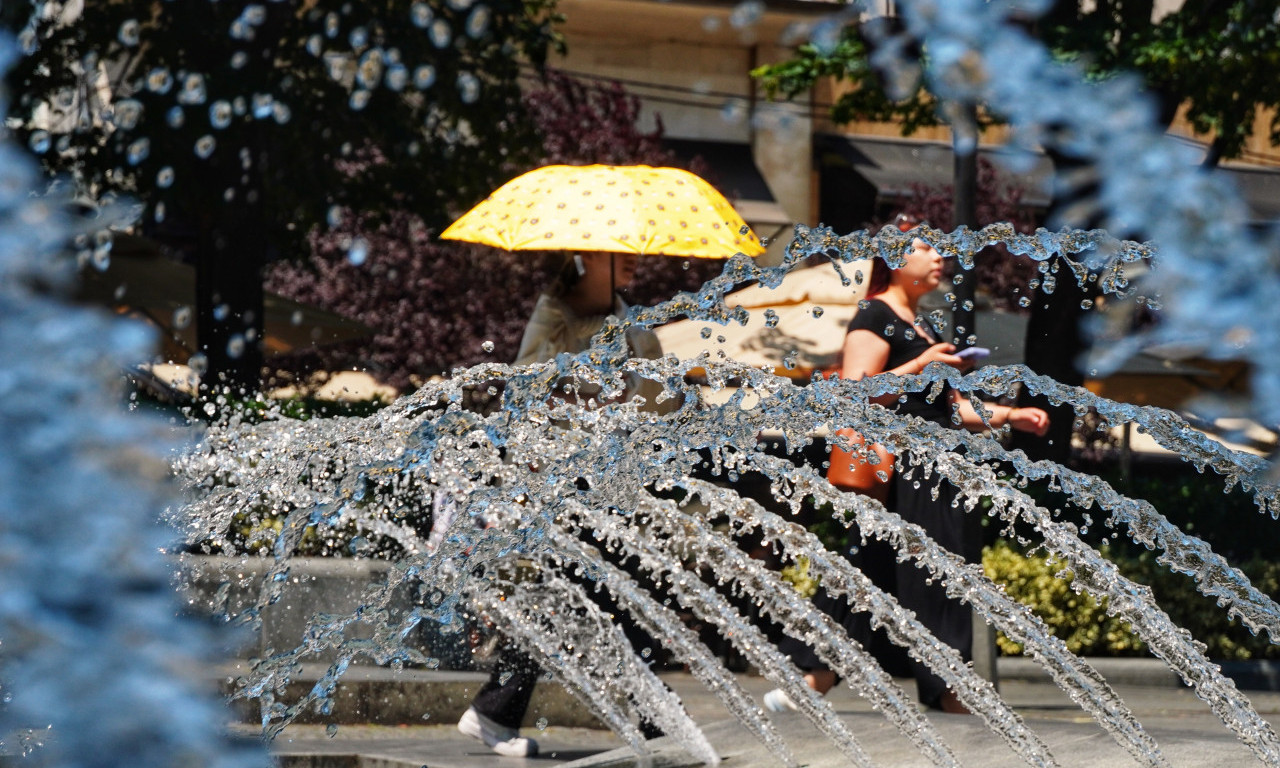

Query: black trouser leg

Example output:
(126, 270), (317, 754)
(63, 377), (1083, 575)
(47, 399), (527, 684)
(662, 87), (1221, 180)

(471, 643), (541, 729)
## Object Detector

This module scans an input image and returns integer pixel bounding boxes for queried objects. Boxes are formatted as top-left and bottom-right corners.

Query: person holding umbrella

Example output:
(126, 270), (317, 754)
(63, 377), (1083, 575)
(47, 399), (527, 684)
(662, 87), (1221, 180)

(442, 164), (764, 754)
(454, 248), (665, 756)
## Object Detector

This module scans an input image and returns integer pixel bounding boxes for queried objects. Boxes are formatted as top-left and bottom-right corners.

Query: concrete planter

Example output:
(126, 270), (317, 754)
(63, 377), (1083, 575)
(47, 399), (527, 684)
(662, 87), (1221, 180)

(173, 554), (473, 669)
(175, 555), (598, 728)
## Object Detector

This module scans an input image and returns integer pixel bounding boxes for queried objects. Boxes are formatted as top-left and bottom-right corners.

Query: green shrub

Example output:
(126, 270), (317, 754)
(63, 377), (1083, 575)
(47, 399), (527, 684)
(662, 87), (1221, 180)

(984, 540), (1280, 660)
(983, 540), (1143, 656)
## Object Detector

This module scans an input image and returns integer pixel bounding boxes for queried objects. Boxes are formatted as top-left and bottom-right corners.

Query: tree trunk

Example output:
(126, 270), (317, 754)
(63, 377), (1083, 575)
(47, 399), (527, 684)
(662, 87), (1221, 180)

(195, 203), (266, 396)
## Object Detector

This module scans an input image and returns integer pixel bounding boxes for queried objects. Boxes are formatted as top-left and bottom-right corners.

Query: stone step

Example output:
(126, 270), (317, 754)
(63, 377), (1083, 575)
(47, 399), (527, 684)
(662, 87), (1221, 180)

(212, 663), (603, 729)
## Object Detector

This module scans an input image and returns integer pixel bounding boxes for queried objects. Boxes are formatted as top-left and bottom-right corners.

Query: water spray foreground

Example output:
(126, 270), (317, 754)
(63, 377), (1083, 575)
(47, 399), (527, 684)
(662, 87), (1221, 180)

(173, 224), (1280, 768)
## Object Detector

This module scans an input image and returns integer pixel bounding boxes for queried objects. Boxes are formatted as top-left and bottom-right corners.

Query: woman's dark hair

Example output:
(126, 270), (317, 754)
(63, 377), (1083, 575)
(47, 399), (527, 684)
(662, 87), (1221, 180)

(867, 212), (927, 297)
(549, 252), (584, 296)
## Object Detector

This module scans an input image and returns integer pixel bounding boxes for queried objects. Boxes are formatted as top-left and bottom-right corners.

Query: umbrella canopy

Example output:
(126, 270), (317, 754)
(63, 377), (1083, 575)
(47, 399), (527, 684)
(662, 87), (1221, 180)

(439, 164), (764, 258)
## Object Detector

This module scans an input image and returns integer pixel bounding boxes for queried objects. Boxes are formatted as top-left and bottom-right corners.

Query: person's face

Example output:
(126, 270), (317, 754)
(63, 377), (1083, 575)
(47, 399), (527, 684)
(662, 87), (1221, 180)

(611, 253), (639, 287)
(892, 237), (943, 293)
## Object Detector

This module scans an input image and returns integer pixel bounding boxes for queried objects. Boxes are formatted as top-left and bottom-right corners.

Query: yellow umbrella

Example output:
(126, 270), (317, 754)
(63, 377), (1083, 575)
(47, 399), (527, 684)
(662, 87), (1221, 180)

(439, 164), (764, 258)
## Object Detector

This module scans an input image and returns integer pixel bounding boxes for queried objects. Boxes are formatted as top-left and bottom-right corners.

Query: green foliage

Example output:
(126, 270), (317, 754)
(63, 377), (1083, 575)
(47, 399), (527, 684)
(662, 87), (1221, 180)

(1042, 0), (1280, 160)
(751, 24), (951, 137)
(752, 3), (1279, 162)
(984, 539), (1142, 656)
(779, 555), (820, 598)
(984, 540), (1280, 660)
(4, 0), (564, 238)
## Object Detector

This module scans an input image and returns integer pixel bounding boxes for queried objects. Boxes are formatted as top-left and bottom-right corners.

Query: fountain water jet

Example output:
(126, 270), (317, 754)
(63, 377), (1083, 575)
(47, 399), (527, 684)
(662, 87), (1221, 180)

(3, 0), (1279, 765)
(173, 236), (1279, 764)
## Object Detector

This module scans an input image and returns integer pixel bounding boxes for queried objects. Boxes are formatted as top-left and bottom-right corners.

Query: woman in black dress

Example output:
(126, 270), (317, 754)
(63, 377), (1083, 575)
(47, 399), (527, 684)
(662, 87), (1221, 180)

(765, 214), (1048, 714)
(846, 215), (1048, 712)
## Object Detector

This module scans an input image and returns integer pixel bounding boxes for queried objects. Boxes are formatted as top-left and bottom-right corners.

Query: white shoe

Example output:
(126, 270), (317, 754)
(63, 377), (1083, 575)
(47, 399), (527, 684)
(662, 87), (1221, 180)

(763, 688), (799, 712)
(458, 706), (539, 757)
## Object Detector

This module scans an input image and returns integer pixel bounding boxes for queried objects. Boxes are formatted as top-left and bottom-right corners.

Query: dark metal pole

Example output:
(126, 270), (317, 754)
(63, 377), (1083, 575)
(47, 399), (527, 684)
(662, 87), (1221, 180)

(951, 104), (978, 349)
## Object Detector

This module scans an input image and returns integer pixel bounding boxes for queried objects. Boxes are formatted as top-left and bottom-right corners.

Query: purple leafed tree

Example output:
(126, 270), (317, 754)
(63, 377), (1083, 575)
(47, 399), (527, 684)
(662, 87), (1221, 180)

(266, 70), (724, 392)
(897, 157), (1039, 313)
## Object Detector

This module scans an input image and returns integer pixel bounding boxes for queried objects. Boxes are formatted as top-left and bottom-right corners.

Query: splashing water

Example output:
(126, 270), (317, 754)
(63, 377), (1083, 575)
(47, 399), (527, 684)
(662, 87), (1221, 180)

(6, 0), (1280, 765)
(0, 37), (264, 768)
(172, 220), (1280, 767)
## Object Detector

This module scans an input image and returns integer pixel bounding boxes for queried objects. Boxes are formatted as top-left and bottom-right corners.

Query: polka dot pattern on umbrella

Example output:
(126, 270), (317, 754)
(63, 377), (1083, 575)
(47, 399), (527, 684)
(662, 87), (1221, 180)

(439, 164), (764, 259)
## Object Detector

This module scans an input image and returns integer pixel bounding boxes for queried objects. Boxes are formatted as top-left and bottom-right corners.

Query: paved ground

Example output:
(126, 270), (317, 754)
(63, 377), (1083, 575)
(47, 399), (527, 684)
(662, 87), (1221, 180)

(252, 665), (1280, 767)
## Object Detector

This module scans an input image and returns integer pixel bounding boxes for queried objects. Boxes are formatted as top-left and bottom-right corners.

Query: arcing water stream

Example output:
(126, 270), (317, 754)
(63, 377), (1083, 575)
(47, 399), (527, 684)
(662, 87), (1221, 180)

(5, 0), (1280, 766)
(173, 223), (1280, 767)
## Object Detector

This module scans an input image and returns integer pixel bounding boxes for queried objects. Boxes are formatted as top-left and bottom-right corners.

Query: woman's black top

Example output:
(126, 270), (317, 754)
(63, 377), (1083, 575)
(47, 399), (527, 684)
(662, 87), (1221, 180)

(844, 298), (952, 427)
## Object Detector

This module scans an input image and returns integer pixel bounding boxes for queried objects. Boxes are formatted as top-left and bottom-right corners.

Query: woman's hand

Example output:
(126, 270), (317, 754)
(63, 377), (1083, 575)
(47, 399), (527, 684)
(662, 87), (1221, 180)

(914, 342), (969, 373)
(1007, 406), (1050, 437)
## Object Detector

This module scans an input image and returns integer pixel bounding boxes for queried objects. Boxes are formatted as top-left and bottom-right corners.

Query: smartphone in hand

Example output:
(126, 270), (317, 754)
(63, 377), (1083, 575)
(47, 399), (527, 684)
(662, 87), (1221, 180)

(955, 346), (991, 362)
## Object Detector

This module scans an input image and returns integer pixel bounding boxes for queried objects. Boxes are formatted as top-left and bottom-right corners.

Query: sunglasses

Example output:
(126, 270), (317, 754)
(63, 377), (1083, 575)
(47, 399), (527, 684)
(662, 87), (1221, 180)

(893, 213), (930, 232)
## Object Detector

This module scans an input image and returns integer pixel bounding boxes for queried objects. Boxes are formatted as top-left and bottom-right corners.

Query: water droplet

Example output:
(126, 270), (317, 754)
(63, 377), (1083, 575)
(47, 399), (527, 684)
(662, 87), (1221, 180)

(126, 138), (150, 165)
(536, 717), (548, 730)
(173, 306), (192, 330)
(213, 304), (230, 322)
(883, 324), (895, 336)
(327, 206), (344, 228)
(194, 135), (217, 159)
(178, 73), (207, 105)
(156, 166), (175, 188)
(349, 90), (371, 111)
(326, 724), (339, 738)
(252, 93), (274, 119)
(118, 19), (141, 46)
(347, 237), (369, 265)
(230, 51), (249, 69)
(187, 353), (208, 374)
(457, 72), (480, 103)
(466, 6), (491, 37)
(356, 50), (383, 89)
(499, 671), (513, 685)
(811, 306), (824, 318)
(208, 100), (233, 129)
(385, 64), (408, 91)
(28, 131), (50, 154)
(430, 19), (452, 48)
(414, 65), (437, 90)
(764, 309), (779, 328)
(112, 99), (144, 130)
(1080, 299), (1094, 310)
(411, 2), (433, 27)
(481, 340), (495, 353)
(227, 335), (246, 359)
